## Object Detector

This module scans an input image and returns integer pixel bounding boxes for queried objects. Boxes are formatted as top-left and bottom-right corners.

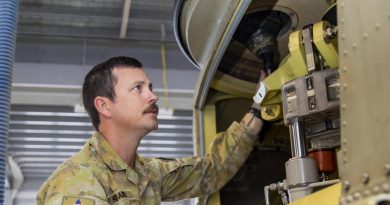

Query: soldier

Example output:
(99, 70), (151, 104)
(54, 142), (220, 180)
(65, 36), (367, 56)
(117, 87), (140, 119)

(36, 56), (264, 205)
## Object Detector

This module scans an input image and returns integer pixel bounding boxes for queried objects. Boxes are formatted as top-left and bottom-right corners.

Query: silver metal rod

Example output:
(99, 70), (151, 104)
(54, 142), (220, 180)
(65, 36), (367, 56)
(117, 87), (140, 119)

(264, 185), (270, 205)
(289, 121), (306, 158)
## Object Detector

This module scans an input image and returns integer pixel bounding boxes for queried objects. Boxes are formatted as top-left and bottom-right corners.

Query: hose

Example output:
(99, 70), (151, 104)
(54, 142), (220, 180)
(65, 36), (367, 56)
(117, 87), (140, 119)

(0, 0), (19, 204)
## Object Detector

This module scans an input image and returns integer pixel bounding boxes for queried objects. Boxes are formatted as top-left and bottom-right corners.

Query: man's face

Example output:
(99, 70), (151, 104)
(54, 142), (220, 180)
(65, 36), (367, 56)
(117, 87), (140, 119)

(109, 67), (159, 134)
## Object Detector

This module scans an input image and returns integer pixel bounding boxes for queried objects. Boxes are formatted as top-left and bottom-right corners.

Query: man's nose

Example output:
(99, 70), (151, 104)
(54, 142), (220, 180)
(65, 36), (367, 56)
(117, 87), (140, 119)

(149, 90), (158, 103)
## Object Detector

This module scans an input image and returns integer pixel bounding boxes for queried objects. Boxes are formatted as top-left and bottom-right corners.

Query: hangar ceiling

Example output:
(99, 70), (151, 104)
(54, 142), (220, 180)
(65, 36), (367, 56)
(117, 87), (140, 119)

(14, 0), (198, 71)
(17, 0), (175, 43)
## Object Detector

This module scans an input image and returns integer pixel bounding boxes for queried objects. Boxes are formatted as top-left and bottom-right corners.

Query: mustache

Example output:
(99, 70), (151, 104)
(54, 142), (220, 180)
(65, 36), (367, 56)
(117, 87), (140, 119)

(144, 104), (159, 113)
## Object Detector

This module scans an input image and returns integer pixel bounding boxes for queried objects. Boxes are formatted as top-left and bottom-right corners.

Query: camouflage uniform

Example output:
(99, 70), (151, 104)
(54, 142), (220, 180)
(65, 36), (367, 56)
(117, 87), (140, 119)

(37, 121), (257, 205)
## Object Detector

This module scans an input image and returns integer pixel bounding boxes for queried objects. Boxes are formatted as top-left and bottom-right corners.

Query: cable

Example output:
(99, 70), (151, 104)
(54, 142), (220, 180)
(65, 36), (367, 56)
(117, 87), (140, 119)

(160, 24), (172, 109)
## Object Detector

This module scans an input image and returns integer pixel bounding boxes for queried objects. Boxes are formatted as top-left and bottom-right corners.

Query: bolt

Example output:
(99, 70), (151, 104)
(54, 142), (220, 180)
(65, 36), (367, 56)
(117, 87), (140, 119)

(362, 173), (370, 184)
(269, 183), (277, 191)
(265, 107), (273, 116)
(325, 26), (338, 39)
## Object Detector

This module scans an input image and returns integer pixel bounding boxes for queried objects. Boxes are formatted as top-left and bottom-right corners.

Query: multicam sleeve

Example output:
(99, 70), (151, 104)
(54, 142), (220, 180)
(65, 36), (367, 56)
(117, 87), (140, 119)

(36, 164), (109, 205)
(158, 121), (258, 201)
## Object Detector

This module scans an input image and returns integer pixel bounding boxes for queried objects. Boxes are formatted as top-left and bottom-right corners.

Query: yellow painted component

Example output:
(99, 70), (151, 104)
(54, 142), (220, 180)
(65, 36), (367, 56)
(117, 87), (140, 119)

(289, 183), (341, 205)
(211, 71), (256, 99)
(204, 104), (217, 151)
(202, 104), (221, 205)
(207, 192), (221, 205)
(313, 21), (338, 68)
(288, 30), (308, 77)
(260, 104), (283, 122)
(260, 30), (309, 106)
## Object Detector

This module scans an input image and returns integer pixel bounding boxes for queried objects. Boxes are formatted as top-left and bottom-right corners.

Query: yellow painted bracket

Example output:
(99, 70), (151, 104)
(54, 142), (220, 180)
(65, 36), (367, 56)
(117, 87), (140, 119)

(259, 22), (339, 108)
(289, 183), (341, 205)
(259, 30), (309, 106)
(313, 21), (338, 69)
(211, 71), (256, 99)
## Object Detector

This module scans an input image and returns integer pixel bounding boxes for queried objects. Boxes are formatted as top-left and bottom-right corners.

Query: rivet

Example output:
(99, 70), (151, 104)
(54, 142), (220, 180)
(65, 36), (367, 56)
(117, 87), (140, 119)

(375, 23), (380, 30)
(343, 180), (351, 192)
(342, 66), (347, 72)
(363, 190), (371, 197)
(343, 50), (348, 56)
(341, 3), (344, 8)
(343, 83), (348, 89)
(352, 43), (357, 50)
(342, 34), (346, 40)
(362, 173), (370, 184)
(343, 138), (347, 144)
(384, 164), (390, 176)
(373, 186), (380, 194)
(383, 184), (390, 193)
(340, 197), (347, 205)
(342, 121), (347, 127)
(343, 157), (348, 164)
(346, 195), (353, 203)
(353, 192), (361, 200)
(343, 148), (347, 153)
(363, 33), (368, 39)
(342, 104), (347, 109)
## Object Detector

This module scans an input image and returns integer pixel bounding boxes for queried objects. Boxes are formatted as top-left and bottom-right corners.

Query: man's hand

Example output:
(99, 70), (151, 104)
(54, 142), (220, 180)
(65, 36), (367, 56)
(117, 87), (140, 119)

(241, 69), (266, 135)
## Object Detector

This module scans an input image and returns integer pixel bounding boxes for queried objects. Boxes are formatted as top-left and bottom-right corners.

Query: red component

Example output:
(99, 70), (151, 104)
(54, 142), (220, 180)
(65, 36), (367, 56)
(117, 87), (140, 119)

(308, 149), (336, 173)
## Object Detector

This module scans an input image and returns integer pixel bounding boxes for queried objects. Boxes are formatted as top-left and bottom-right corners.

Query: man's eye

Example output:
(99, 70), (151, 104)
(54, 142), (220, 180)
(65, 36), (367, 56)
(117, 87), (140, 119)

(133, 85), (142, 91)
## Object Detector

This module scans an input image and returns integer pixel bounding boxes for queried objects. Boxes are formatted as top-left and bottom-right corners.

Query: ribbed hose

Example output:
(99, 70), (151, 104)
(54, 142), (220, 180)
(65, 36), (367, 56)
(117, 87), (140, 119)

(0, 1), (18, 204)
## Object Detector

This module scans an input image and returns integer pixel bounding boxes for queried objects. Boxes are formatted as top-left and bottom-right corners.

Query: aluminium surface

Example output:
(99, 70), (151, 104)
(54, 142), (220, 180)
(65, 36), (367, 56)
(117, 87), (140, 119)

(338, 0), (390, 204)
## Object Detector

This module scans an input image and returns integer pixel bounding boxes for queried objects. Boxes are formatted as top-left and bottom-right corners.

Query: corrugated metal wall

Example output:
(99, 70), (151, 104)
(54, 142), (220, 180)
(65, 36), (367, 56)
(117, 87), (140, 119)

(8, 104), (194, 205)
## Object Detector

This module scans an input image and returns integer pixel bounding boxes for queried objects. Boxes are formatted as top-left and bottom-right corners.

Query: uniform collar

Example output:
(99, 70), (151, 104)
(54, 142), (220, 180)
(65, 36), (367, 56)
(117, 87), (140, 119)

(90, 131), (129, 171)
(89, 132), (150, 177)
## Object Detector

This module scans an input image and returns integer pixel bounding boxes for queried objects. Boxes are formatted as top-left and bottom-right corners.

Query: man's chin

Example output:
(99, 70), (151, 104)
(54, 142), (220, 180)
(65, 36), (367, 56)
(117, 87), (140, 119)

(148, 123), (158, 131)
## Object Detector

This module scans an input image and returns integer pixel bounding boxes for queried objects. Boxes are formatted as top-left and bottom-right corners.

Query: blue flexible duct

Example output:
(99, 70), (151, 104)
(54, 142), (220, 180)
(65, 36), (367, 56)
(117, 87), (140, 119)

(0, 0), (18, 204)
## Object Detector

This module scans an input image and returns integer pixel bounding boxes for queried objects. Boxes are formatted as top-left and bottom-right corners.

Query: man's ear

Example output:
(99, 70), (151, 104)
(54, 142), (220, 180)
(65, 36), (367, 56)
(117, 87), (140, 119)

(94, 96), (112, 118)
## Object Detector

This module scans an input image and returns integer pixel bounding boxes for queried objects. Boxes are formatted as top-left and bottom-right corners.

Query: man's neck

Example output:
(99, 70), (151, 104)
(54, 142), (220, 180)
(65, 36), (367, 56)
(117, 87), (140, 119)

(99, 125), (143, 168)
